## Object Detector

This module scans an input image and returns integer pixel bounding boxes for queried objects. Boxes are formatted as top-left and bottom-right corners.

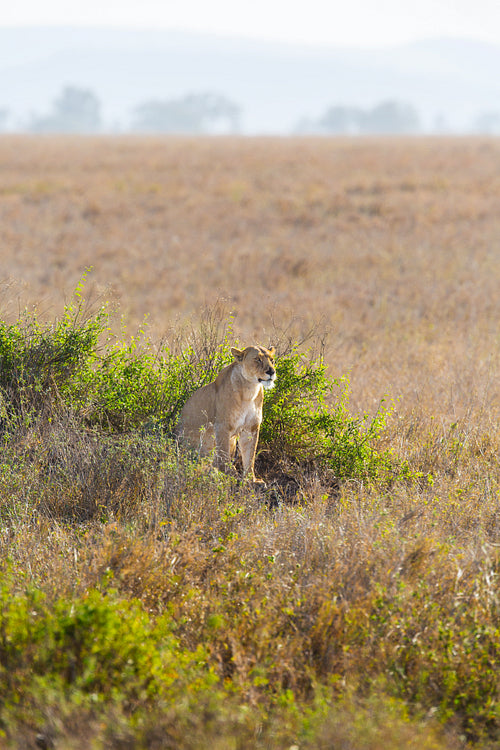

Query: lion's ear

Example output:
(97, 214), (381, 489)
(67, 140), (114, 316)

(231, 347), (244, 361)
(268, 346), (276, 357)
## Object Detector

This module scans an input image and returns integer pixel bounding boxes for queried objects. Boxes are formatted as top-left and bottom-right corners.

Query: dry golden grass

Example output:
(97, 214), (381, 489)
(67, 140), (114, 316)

(1, 134), (499, 424)
(1, 135), (500, 748)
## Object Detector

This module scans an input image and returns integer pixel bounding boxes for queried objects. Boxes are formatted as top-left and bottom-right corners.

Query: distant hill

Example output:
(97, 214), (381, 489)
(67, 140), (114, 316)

(0, 26), (499, 133)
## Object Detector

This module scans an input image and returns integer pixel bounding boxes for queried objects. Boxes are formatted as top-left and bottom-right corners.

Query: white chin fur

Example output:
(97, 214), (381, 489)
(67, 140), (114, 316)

(261, 378), (275, 391)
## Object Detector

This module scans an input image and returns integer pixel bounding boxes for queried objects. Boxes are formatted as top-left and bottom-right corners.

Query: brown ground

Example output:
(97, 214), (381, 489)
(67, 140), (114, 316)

(1, 134), (500, 422)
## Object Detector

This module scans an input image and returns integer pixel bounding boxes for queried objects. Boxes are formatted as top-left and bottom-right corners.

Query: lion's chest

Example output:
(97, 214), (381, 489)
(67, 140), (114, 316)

(227, 395), (262, 436)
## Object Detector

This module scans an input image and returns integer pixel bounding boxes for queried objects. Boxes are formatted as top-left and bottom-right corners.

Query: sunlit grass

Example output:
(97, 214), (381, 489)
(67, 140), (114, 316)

(1, 135), (500, 747)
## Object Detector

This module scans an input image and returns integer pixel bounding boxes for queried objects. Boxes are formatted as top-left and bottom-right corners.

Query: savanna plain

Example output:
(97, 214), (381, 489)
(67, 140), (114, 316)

(1, 135), (500, 749)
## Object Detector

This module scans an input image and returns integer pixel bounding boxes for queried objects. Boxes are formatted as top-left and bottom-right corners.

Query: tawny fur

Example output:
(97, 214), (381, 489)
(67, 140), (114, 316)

(176, 345), (276, 483)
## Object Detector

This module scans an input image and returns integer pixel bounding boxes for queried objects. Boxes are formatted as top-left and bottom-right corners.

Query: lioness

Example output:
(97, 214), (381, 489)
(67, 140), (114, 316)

(176, 345), (276, 483)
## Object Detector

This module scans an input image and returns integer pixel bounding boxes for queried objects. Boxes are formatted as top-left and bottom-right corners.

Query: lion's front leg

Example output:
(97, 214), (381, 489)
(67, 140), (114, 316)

(214, 424), (233, 474)
(239, 426), (263, 483)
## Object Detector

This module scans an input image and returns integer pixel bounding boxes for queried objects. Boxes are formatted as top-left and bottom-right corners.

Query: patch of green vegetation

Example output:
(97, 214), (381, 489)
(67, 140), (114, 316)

(260, 344), (398, 480)
(0, 579), (216, 706)
(0, 572), (456, 750)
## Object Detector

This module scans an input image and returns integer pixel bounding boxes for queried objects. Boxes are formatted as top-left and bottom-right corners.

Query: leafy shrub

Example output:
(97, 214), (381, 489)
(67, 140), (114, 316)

(0, 300), (104, 418)
(0, 576), (217, 717)
(259, 345), (397, 481)
(0, 295), (234, 433)
(61, 302), (235, 432)
(74, 331), (232, 431)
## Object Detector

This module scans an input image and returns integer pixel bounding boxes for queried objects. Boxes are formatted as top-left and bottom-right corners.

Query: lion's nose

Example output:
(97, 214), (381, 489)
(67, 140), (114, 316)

(266, 366), (275, 376)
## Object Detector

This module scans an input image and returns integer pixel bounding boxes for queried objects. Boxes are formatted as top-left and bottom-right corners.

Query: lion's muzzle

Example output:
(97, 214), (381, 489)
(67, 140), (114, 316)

(259, 368), (276, 390)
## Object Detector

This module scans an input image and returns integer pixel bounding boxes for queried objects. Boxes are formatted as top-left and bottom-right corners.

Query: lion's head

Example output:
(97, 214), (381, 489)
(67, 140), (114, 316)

(231, 345), (276, 390)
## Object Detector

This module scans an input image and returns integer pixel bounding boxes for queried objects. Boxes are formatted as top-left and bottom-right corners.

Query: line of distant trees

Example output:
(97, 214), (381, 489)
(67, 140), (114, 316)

(29, 87), (103, 133)
(296, 101), (422, 134)
(298, 100), (500, 134)
(131, 93), (241, 134)
(16, 86), (242, 135)
(1, 85), (500, 135)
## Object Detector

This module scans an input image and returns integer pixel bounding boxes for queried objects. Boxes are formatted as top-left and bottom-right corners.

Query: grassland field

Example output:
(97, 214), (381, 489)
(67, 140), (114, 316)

(1, 135), (500, 749)
(2, 136), (500, 415)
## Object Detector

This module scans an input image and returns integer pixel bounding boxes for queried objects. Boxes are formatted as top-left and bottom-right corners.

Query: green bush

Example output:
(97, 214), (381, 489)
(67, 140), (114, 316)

(74, 330), (232, 431)
(0, 297), (233, 433)
(0, 576), (216, 702)
(0, 301), (103, 417)
(259, 345), (397, 481)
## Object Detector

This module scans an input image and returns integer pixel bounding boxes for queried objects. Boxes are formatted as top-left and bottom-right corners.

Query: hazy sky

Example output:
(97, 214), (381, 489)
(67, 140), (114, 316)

(2, 0), (500, 47)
